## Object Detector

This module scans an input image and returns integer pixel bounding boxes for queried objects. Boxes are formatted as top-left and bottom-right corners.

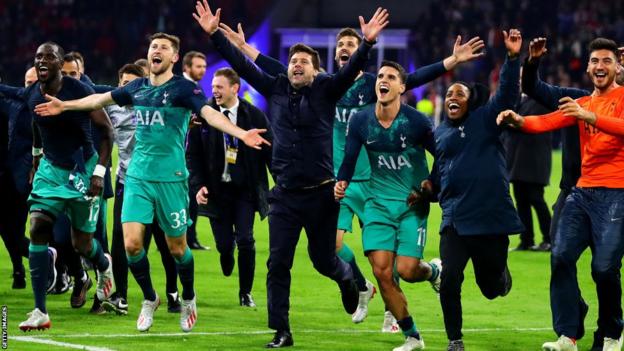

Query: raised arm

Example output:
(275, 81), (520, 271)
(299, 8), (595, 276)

(326, 8), (388, 99)
(34, 92), (115, 116)
(194, 0), (276, 96)
(406, 35), (485, 90)
(522, 37), (590, 108)
(88, 108), (114, 197)
(481, 29), (522, 121)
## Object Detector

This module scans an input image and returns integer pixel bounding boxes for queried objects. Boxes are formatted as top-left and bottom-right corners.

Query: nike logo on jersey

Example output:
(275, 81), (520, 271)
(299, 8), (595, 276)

(366, 139), (377, 145)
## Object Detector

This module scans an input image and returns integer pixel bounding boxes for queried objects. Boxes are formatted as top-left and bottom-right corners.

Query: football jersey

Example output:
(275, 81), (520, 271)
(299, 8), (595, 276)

(111, 75), (207, 182)
(333, 72), (376, 180)
(338, 104), (434, 201)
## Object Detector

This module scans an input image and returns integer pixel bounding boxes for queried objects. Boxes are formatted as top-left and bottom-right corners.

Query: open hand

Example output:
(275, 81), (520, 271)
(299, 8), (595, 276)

(193, 0), (221, 35)
(219, 23), (247, 49)
(241, 128), (271, 150)
(453, 35), (486, 63)
(359, 7), (389, 43)
(34, 94), (64, 116)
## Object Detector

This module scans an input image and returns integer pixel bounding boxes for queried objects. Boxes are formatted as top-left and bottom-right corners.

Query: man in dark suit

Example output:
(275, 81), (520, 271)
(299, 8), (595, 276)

(503, 93), (553, 252)
(187, 67), (272, 308)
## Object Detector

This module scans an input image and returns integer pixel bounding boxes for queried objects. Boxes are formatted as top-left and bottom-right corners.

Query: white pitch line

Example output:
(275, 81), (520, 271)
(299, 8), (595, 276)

(17, 326), (552, 339)
(11, 336), (116, 351)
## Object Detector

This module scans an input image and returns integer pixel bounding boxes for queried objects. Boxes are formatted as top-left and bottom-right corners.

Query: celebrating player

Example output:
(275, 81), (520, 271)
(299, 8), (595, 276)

(34, 33), (269, 333)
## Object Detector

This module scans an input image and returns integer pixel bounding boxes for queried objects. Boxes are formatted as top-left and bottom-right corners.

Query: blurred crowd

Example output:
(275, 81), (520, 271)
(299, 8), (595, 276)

(1, 0), (622, 95)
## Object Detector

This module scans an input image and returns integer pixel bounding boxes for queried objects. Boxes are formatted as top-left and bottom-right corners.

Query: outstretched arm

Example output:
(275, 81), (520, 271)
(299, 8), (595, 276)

(34, 92), (115, 116)
(219, 22), (287, 76)
(199, 105), (270, 150)
(522, 37), (589, 108)
(481, 29), (522, 123)
(194, 0), (276, 96)
(327, 7), (389, 99)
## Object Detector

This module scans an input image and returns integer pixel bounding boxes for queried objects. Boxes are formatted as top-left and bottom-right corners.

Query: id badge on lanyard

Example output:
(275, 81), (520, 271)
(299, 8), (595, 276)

(225, 134), (238, 164)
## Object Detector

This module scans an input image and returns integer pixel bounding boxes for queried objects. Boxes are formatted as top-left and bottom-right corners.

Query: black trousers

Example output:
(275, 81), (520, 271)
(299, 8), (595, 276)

(111, 180), (178, 299)
(512, 181), (552, 245)
(208, 183), (256, 295)
(439, 227), (510, 340)
(266, 183), (353, 331)
(186, 188), (200, 245)
(0, 173), (29, 272)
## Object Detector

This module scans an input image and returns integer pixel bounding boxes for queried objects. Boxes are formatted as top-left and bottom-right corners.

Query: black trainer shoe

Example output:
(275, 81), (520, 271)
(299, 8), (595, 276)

(50, 271), (72, 295)
(167, 292), (181, 313)
(71, 275), (93, 308)
(46, 248), (58, 294)
(12, 269), (26, 289)
(511, 242), (533, 251)
(591, 329), (605, 351)
(102, 293), (129, 315)
(240, 293), (256, 308)
(266, 330), (293, 348)
(531, 242), (552, 252)
(447, 339), (465, 351)
(220, 253), (235, 277)
(500, 265), (512, 297)
(338, 279), (359, 314)
(90, 294), (106, 314)
(577, 300), (589, 340)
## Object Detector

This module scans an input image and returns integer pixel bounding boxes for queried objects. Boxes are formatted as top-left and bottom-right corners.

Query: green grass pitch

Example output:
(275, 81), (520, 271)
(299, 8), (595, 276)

(1, 150), (608, 350)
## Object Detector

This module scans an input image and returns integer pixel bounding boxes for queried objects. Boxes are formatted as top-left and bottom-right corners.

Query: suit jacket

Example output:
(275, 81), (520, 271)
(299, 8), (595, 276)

(502, 95), (552, 186)
(186, 98), (272, 219)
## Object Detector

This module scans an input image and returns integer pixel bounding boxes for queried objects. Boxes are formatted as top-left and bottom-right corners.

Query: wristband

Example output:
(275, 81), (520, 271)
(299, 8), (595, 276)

(32, 148), (43, 157)
(93, 164), (107, 178)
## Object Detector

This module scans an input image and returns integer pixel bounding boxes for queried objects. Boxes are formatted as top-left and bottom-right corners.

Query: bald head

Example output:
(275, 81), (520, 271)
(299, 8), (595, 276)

(25, 67), (37, 87)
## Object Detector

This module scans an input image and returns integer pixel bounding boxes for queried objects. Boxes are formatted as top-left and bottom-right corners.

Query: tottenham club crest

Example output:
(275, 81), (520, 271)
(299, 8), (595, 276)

(459, 125), (466, 138)
(162, 91), (169, 105)
(358, 93), (365, 106)
(400, 134), (407, 148)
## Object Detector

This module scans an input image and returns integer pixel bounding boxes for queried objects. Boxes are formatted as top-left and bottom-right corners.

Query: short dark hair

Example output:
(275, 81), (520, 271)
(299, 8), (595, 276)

(41, 41), (65, 60)
(380, 60), (407, 84)
(63, 53), (79, 65)
(118, 63), (146, 80)
(214, 67), (240, 86)
(149, 32), (181, 53)
(183, 51), (206, 68)
(336, 28), (362, 45)
(134, 58), (148, 68)
(588, 38), (619, 59)
(288, 43), (321, 71)
(68, 51), (84, 66)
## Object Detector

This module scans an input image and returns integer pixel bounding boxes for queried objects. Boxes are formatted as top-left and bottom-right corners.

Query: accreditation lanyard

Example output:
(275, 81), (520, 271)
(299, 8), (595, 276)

(224, 134), (238, 164)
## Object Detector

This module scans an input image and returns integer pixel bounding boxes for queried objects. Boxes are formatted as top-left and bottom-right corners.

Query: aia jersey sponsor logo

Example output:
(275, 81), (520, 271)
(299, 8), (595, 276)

(136, 110), (165, 126)
(378, 154), (412, 170)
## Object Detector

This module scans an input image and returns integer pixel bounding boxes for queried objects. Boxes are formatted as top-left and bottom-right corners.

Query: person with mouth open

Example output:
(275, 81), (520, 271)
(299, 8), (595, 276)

(193, 0), (388, 348)
(411, 29), (525, 351)
(217, 18), (484, 332)
(32, 32), (269, 334)
(498, 37), (624, 351)
(0, 41), (116, 332)
(335, 60), (439, 351)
